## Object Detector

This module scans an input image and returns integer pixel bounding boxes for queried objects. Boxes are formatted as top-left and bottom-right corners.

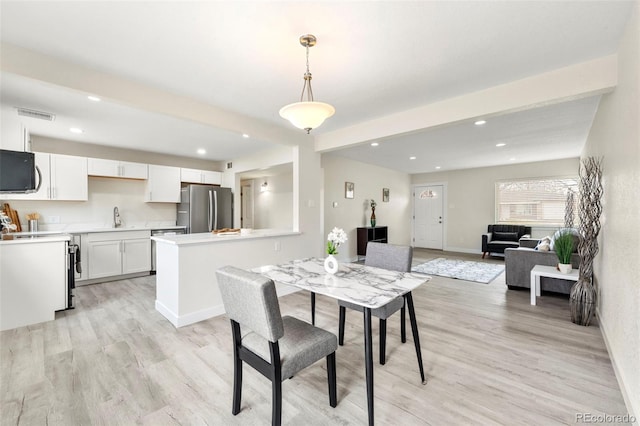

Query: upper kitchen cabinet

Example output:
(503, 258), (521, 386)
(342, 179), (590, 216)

(2, 152), (87, 201)
(146, 165), (180, 202)
(88, 158), (148, 179)
(180, 168), (222, 185)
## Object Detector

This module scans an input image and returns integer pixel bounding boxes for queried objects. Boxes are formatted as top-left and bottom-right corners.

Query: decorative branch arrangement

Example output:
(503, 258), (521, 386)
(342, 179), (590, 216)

(570, 157), (603, 326)
(564, 188), (575, 229)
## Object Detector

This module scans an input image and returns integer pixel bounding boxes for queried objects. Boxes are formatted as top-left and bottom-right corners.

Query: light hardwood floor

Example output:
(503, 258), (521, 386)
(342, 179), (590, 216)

(1, 249), (629, 425)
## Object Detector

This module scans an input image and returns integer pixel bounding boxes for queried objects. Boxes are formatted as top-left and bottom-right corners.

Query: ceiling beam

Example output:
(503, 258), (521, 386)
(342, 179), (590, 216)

(1, 43), (306, 147)
(314, 55), (618, 152)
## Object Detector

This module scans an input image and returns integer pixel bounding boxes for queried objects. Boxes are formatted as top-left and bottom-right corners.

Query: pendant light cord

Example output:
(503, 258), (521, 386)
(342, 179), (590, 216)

(299, 44), (314, 102)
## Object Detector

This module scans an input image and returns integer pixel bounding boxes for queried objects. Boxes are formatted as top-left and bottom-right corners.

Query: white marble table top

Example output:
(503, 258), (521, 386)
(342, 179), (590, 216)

(254, 257), (431, 309)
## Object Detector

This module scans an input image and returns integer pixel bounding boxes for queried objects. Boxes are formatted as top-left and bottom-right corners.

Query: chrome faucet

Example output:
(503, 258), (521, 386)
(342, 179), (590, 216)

(113, 206), (122, 228)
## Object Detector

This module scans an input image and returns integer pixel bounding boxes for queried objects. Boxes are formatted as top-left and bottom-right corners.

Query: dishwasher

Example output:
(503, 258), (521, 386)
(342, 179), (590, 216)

(150, 228), (186, 273)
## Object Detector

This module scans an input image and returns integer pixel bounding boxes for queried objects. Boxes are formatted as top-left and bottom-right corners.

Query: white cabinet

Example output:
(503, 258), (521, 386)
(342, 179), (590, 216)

(88, 158), (148, 179)
(86, 230), (151, 279)
(2, 153), (88, 201)
(146, 165), (180, 202)
(1, 239), (68, 331)
(0, 121), (29, 151)
(180, 168), (222, 185)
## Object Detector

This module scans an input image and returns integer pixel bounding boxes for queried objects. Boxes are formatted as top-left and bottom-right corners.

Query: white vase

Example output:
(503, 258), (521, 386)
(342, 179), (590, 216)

(324, 255), (339, 274)
(558, 263), (573, 274)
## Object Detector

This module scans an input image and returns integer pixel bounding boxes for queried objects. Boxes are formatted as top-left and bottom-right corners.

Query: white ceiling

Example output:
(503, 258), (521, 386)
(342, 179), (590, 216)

(0, 1), (633, 172)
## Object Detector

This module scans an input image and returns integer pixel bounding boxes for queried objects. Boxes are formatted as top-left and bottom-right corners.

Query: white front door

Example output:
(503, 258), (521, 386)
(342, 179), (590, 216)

(414, 185), (444, 249)
(241, 183), (254, 228)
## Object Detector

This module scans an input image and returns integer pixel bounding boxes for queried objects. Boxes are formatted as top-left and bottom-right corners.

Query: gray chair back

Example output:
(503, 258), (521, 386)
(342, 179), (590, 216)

(364, 242), (413, 272)
(217, 266), (284, 342)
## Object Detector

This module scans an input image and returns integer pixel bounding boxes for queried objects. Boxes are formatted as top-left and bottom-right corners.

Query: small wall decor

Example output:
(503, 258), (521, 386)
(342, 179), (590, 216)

(382, 188), (389, 202)
(345, 182), (354, 199)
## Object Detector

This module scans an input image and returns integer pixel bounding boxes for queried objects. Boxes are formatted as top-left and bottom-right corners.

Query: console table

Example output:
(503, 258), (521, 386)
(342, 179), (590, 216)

(357, 226), (388, 258)
(530, 264), (579, 305)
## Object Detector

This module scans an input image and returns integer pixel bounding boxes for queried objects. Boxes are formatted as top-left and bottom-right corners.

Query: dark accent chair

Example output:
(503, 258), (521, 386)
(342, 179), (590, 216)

(217, 266), (338, 425)
(482, 224), (531, 259)
(338, 242), (412, 365)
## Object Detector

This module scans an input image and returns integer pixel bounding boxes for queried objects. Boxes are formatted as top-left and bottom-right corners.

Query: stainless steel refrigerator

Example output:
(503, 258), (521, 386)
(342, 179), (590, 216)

(177, 184), (233, 233)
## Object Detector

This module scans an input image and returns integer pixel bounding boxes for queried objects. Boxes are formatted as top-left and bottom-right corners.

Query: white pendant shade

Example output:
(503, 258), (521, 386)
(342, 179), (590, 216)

(279, 101), (335, 131)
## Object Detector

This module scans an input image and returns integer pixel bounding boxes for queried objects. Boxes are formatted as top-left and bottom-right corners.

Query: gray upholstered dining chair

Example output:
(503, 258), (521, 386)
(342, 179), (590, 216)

(338, 242), (413, 365)
(216, 266), (338, 426)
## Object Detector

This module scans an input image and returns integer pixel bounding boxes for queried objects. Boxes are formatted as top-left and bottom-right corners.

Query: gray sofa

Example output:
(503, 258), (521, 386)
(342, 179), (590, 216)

(504, 247), (580, 294)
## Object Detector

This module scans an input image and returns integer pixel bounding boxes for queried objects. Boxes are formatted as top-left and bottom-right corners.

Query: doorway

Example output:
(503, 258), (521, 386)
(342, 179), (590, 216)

(413, 184), (445, 250)
(241, 182), (254, 228)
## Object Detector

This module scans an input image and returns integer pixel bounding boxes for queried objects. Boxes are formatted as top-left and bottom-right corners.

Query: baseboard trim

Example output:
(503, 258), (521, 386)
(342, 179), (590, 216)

(155, 300), (225, 328)
(443, 246), (483, 255)
(597, 307), (638, 424)
(155, 286), (301, 328)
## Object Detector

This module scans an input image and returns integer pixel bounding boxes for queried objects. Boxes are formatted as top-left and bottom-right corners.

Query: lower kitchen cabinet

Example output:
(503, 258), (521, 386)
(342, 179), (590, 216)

(86, 230), (151, 280)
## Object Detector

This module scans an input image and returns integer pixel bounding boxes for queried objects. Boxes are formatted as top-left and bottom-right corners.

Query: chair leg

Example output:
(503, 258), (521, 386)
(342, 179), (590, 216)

(232, 354), (242, 415)
(310, 292), (316, 325)
(400, 306), (406, 343)
(482, 252), (486, 259)
(269, 341), (282, 426)
(230, 320), (243, 415)
(272, 379), (282, 426)
(338, 306), (346, 346)
(327, 352), (337, 408)
(379, 318), (387, 365)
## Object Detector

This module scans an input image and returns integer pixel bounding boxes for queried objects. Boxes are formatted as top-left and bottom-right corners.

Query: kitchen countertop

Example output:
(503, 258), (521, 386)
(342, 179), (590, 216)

(15, 224), (186, 234)
(152, 229), (300, 246)
(0, 233), (71, 244)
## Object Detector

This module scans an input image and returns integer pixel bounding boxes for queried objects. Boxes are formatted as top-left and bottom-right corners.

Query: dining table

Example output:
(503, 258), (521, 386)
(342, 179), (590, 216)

(254, 257), (431, 426)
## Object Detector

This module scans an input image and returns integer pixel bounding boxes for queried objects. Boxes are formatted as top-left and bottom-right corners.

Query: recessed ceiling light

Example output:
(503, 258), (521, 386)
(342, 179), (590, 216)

(474, 120), (487, 126)
(371, 142), (379, 147)
(435, 166), (441, 169)
(197, 148), (206, 155)
(496, 143), (506, 147)
(409, 156), (416, 160)
(242, 133), (250, 138)
(69, 127), (83, 134)
(87, 95), (101, 102)
(509, 157), (516, 161)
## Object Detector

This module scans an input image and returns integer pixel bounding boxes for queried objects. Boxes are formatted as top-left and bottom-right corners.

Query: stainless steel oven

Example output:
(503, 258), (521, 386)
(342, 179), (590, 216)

(66, 243), (80, 309)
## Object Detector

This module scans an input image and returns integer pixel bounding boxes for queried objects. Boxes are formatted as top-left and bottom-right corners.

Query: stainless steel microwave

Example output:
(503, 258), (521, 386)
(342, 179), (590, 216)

(0, 149), (42, 193)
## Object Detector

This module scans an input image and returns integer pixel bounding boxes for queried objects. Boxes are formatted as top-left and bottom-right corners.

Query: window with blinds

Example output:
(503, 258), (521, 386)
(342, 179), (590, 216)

(495, 177), (578, 225)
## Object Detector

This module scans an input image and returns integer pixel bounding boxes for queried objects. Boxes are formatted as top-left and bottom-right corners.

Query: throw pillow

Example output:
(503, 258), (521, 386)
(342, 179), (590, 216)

(536, 236), (551, 251)
(493, 231), (519, 241)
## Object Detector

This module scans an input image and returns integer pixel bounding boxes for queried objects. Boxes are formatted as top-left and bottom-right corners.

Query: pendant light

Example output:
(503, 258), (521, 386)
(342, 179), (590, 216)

(279, 34), (335, 134)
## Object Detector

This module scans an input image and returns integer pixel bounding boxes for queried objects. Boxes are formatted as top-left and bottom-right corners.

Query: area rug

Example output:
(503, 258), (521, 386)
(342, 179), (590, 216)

(411, 258), (505, 284)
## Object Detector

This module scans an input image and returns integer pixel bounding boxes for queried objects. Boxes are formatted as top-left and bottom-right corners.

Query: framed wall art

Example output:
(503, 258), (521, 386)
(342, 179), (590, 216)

(382, 188), (389, 202)
(345, 182), (354, 199)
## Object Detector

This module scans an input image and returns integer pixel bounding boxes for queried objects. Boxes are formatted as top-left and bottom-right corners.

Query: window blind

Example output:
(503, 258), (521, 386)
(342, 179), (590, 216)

(495, 177), (578, 225)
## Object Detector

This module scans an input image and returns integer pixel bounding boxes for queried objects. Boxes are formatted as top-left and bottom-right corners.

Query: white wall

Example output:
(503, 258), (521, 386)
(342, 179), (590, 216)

(6, 177), (176, 230)
(581, 2), (639, 419)
(225, 143), (324, 258)
(411, 158), (580, 253)
(322, 154), (412, 262)
(251, 171), (293, 230)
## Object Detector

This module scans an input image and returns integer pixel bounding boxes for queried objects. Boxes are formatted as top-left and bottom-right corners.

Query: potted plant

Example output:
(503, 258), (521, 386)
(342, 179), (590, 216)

(554, 229), (575, 274)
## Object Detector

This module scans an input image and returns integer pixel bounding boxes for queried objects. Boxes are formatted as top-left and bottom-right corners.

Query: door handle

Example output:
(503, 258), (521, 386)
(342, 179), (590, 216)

(208, 190), (213, 232)
(214, 190), (219, 231)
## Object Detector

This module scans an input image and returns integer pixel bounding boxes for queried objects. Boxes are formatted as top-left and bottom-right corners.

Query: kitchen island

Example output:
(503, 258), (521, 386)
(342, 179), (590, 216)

(152, 229), (306, 327)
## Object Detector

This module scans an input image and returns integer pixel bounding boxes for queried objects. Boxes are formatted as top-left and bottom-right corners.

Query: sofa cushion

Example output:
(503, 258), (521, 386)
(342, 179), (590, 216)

(493, 231), (519, 242)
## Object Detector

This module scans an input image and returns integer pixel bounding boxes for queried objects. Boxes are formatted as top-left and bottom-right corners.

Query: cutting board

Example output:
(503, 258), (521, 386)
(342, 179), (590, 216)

(2, 203), (21, 232)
